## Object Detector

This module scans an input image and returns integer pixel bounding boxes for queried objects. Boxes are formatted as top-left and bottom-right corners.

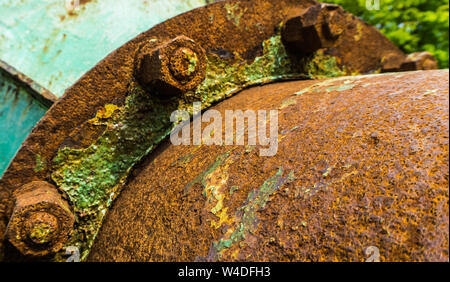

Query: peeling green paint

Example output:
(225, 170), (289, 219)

(183, 151), (234, 229)
(190, 34), (346, 108)
(34, 154), (46, 173)
(230, 186), (240, 195)
(293, 71), (412, 96)
(184, 152), (231, 194)
(303, 50), (346, 79)
(325, 84), (355, 92)
(224, 3), (246, 27)
(49, 32), (347, 261)
(210, 168), (293, 259)
(279, 97), (297, 109)
(52, 84), (175, 261)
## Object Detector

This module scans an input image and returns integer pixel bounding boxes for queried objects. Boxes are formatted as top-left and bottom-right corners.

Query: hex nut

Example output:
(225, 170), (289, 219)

(281, 5), (324, 54)
(135, 36), (207, 98)
(281, 4), (344, 55)
(401, 52), (438, 71)
(5, 181), (74, 257)
(381, 53), (407, 72)
(322, 8), (345, 40)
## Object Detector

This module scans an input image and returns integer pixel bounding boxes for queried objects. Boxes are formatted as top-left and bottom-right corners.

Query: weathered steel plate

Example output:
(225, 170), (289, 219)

(90, 70), (449, 262)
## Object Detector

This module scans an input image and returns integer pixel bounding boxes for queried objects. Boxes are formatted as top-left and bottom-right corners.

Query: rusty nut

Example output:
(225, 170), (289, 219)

(400, 52), (439, 71)
(381, 52), (407, 73)
(5, 181), (74, 257)
(282, 4), (342, 55)
(282, 5), (324, 54)
(135, 36), (207, 98)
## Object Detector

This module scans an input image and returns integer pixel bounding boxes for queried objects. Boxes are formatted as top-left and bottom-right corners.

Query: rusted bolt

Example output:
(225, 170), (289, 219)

(381, 51), (438, 73)
(5, 181), (74, 257)
(281, 4), (343, 54)
(281, 4), (324, 54)
(381, 53), (407, 72)
(135, 36), (207, 98)
(400, 52), (438, 71)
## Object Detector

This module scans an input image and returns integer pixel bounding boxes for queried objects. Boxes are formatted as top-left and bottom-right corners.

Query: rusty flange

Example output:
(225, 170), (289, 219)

(89, 70), (449, 262)
(0, 0), (439, 261)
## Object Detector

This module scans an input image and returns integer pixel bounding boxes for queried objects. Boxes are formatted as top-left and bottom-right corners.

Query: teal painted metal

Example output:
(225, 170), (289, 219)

(0, 0), (210, 97)
(0, 61), (54, 177)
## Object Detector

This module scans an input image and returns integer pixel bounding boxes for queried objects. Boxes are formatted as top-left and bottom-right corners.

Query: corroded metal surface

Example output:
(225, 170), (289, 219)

(0, 0), (427, 261)
(89, 69), (449, 262)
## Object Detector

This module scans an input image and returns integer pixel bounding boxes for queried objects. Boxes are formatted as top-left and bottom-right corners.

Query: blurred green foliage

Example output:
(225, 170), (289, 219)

(326, 0), (449, 68)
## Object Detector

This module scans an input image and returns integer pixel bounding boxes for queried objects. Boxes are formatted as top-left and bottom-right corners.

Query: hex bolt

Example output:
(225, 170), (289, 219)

(281, 4), (324, 54)
(381, 53), (407, 72)
(135, 36), (207, 98)
(381, 51), (438, 73)
(5, 181), (74, 257)
(400, 52), (438, 71)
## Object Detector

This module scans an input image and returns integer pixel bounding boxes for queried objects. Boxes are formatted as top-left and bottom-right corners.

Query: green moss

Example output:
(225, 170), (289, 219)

(50, 32), (347, 261)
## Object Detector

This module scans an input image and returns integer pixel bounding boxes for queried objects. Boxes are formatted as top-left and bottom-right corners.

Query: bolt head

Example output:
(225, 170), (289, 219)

(282, 4), (342, 55)
(401, 52), (438, 71)
(381, 53), (407, 72)
(6, 182), (74, 257)
(135, 36), (207, 98)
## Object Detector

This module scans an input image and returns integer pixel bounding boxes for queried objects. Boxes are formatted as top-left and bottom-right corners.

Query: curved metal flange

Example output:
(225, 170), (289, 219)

(0, 0), (410, 261)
